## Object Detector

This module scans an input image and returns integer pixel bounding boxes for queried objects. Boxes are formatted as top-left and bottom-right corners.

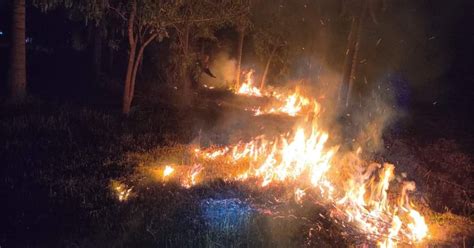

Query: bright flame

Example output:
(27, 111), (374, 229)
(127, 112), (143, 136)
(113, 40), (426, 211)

(408, 209), (429, 242)
(236, 70), (263, 97)
(144, 69), (429, 246)
(191, 114), (428, 245)
(163, 165), (175, 178)
(235, 71), (321, 117)
(294, 188), (306, 204)
(182, 164), (203, 188)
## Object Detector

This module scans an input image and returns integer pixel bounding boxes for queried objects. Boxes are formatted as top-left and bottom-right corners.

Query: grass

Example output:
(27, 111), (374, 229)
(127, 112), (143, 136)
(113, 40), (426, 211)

(1, 96), (473, 247)
(0, 98), (196, 247)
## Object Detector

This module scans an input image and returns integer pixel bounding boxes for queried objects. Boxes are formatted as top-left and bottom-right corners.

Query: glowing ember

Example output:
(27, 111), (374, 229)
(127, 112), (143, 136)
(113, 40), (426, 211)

(111, 181), (133, 202)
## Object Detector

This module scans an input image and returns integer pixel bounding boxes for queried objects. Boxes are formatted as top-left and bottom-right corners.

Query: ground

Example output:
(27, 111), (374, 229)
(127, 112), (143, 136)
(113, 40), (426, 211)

(1, 89), (473, 247)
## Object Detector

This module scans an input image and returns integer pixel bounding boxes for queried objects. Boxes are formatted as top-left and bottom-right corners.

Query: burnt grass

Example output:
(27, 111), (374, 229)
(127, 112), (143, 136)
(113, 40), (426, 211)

(1, 93), (473, 247)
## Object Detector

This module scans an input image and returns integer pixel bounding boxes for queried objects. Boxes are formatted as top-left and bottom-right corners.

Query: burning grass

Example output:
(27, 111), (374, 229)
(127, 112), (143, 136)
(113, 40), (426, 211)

(1, 92), (472, 247)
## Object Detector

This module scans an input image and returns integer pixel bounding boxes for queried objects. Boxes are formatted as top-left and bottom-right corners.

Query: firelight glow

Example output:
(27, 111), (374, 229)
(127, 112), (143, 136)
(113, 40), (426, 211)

(139, 71), (428, 246)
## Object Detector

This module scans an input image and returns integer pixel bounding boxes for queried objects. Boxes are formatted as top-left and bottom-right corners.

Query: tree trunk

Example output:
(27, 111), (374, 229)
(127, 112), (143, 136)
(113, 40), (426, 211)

(8, 0), (26, 102)
(235, 27), (245, 89)
(344, 1), (367, 107)
(260, 46), (278, 89)
(339, 17), (357, 108)
(345, 16), (363, 107)
(129, 34), (157, 104)
(122, 0), (136, 115)
(122, 41), (136, 115)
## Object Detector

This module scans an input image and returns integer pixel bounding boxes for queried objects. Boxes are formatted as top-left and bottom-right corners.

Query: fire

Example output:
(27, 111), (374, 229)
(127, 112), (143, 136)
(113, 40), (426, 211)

(163, 165), (175, 178)
(191, 119), (427, 245)
(195, 121), (337, 190)
(294, 188), (306, 204)
(128, 69), (429, 246)
(337, 163), (428, 247)
(111, 180), (133, 202)
(236, 70), (263, 97)
(182, 164), (203, 188)
(407, 209), (429, 242)
(235, 71), (320, 117)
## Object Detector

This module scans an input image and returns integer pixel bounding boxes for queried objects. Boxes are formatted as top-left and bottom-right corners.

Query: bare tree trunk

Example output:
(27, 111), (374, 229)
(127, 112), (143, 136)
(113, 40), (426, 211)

(122, 42), (136, 115)
(122, 0), (136, 115)
(345, 1), (367, 107)
(260, 46), (278, 89)
(345, 16), (363, 107)
(9, 0), (26, 102)
(339, 17), (357, 107)
(129, 34), (157, 103)
(235, 27), (245, 89)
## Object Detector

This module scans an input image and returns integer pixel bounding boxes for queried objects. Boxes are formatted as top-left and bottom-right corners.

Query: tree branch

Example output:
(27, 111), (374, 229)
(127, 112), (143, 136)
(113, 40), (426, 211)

(108, 6), (126, 21)
(127, 0), (137, 46)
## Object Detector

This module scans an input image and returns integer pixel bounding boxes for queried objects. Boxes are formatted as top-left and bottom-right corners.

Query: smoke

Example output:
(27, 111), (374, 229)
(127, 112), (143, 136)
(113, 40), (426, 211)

(200, 51), (236, 88)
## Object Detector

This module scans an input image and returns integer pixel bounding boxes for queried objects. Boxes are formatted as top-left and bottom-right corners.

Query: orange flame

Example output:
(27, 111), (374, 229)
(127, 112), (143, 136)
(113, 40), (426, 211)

(153, 70), (429, 246)
(236, 70), (263, 97)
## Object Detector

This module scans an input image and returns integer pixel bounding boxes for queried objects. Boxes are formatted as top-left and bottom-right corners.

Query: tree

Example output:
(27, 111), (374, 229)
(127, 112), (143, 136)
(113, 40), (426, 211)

(35, 0), (168, 115)
(251, 0), (292, 89)
(254, 29), (286, 89)
(108, 0), (168, 114)
(233, 1), (251, 89)
(163, 0), (247, 106)
(8, 0), (27, 102)
(339, 0), (384, 108)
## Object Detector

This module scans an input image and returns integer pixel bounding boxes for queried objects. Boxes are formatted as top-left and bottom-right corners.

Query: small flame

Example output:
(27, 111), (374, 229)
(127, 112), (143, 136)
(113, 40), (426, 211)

(295, 188), (306, 204)
(163, 165), (175, 178)
(182, 164), (203, 188)
(111, 181), (133, 202)
(236, 70), (263, 97)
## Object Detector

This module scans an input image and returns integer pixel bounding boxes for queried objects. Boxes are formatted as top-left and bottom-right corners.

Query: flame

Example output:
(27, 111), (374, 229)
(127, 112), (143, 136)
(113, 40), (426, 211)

(140, 69), (429, 246)
(163, 165), (175, 178)
(236, 70), (263, 97)
(111, 181), (133, 202)
(236, 71), (319, 117)
(182, 164), (203, 188)
(196, 122), (337, 190)
(252, 91), (316, 117)
(191, 115), (428, 245)
(294, 188), (306, 204)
